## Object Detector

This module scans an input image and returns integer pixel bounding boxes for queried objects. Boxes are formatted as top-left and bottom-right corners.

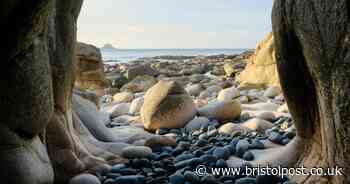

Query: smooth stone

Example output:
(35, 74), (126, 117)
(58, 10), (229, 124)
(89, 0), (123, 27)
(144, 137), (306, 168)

(114, 175), (146, 184)
(235, 177), (256, 184)
(241, 118), (274, 134)
(220, 175), (238, 182)
(243, 151), (254, 161)
(185, 117), (211, 132)
(110, 164), (127, 173)
(251, 140), (265, 149)
(169, 174), (185, 184)
(198, 90), (210, 99)
(201, 175), (221, 184)
(193, 150), (205, 157)
(283, 181), (297, 184)
(200, 155), (218, 166)
(121, 146), (153, 159)
(184, 171), (200, 183)
(199, 133), (208, 140)
(141, 80), (196, 131)
(175, 153), (195, 162)
(103, 179), (114, 184)
(153, 168), (167, 176)
(236, 140), (251, 158)
(129, 97), (144, 115)
(256, 175), (280, 184)
(241, 102), (280, 112)
(113, 168), (138, 175)
(218, 123), (250, 135)
(156, 128), (169, 135)
(277, 103), (289, 113)
(239, 96), (250, 104)
(144, 135), (177, 148)
(215, 159), (228, 168)
(268, 132), (283, 144)
(177, 141), (191, 150)
(263, 86), (281, 98)
(188, 158), (203, 168)
(155, 152), (173, 161)
(217, 87), (240, 101)
(106, 103), (131, 118)
(198, 100), (242, 121)
(283, 131), (296, 139)
(186, 84), (204, 96)
(69, 174), (101, 184)
(113, 92), (134, 103)
(105, 173), (122, 179)
(213, 147), (231, 160)
(281, 138), (291, 145)
(207, 129), (218, 137)
(130, 158), (151, 168)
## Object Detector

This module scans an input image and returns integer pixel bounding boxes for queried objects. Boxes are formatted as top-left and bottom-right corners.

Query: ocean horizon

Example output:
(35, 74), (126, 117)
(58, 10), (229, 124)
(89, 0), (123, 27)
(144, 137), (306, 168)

(101, 48), (251, 63)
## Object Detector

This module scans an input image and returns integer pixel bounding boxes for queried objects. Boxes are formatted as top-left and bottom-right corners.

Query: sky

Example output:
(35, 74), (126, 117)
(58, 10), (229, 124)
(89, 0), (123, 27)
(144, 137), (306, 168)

(77, 0), (274, 49)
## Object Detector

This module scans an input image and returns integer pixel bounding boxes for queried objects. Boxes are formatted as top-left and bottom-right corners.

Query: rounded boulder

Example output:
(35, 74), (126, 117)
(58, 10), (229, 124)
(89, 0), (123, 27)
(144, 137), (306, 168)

(141, 80), (197, 131)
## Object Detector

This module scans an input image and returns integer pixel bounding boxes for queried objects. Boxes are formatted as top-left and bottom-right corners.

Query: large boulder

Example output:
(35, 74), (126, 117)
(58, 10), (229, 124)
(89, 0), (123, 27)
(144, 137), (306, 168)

(237, 32), (280, 87)
(141, 80), (197, 131)
(125, 64), (159, 80)
(75, 42), (110, 90)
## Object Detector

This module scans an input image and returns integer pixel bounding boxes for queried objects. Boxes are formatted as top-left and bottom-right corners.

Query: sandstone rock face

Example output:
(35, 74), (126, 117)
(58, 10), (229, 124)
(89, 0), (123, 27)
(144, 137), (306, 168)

(141, 80), (197, 131)
(237, 32), (280, 87)
(75, 42), (110, 90)
(198, 100), (242, 121)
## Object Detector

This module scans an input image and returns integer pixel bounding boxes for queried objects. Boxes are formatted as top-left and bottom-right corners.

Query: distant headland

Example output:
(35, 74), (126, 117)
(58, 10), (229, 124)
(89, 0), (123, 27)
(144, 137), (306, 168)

(101, 43), (118, 50)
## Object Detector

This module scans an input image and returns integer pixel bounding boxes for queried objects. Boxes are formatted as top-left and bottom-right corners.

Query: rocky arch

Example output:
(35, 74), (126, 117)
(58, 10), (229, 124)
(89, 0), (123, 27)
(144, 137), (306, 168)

(0, 0), (128, 183)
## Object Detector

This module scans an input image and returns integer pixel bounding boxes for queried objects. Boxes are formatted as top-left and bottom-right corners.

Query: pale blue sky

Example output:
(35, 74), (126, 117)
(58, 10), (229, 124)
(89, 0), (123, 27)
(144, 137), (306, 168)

(77, 0), (273, 49)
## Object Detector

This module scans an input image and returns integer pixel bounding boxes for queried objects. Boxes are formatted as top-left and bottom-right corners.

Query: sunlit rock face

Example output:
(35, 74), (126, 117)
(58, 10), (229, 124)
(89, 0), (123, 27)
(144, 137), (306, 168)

(75, 42), (110, 91)
(237, 32), (280, 87)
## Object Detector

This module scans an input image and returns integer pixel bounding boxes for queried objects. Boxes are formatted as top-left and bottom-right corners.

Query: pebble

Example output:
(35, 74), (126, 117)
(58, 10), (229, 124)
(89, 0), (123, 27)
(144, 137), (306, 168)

(175, 153), (195, 162)
(281, 138), (290, 145)
(201, 175), (221, 184)
(111, 164), (127, 173)
(235, 177), (257, 184)
(256, 175), (280, 184)
(169, 174), (185, 184)
(184, 171), (200, 183)
(195, 139), (209, 147)
(215, 159), (228, 168)
(251, 139), (265, 149)
(268, 132), (283, 144)
(213, 147), (231, 160)
(114, 175), (146, 184)
(243, 151), (254, 161)
(236, 140), (251, 158)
